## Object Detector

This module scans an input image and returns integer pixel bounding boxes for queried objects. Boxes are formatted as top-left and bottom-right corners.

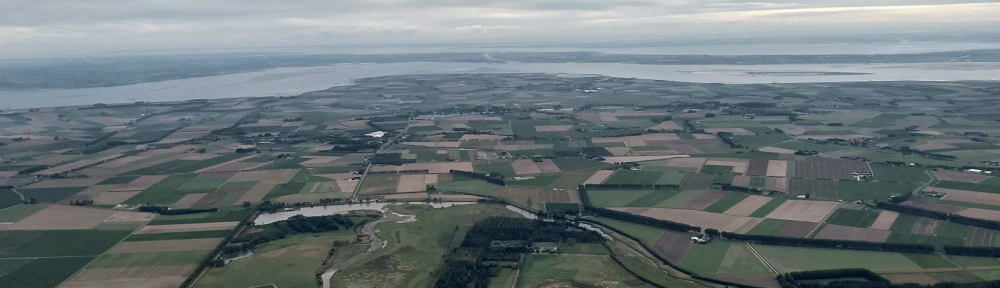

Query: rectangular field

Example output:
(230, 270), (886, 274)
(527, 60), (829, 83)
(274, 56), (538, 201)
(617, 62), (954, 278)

(764, 200), (839, 222)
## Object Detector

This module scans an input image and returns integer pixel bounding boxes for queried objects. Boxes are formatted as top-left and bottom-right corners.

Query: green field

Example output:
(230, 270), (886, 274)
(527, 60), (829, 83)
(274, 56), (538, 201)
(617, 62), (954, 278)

(824, 208), (880, 228)
(749, 197), (787, 218)
(747, 219), (789, 236)
(755, 244), (920, 272)
(328, 204), (523, 288)
(508, 174), (559, 187)
(679, 241), (732, 274)
(870, 164), (931, 183)
(934, 181), (1000, 194)
(586, 217), (665, 244)
(123, 173), (199, 205)
(124, 230), (233, 242)
(837, 181), (922, 201)
(87, 251), (210, 268)
(518, 254), (651, 288)
(585, 189), (658, 207)
(0, 257), (95, 288)
(475, 162), (517, 178)
(195, 231), (353, 288)
(715, 243), (773, 275)
(0, 230), (131, 257)
(702, 193), (750, 213)
(0, 191), (23, 210)
(434, 180), (503, 194)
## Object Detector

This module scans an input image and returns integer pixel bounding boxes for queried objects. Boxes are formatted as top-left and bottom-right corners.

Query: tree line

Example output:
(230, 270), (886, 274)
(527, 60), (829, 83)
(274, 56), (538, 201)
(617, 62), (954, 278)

(876, 202), (1000, 231)
(720, 232), (933, 253)
(450, 169), (506, 186)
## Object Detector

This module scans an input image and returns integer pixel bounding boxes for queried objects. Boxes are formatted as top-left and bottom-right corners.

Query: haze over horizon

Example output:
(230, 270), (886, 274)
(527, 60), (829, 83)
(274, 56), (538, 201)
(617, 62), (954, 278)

(3, 0), (1000, 59)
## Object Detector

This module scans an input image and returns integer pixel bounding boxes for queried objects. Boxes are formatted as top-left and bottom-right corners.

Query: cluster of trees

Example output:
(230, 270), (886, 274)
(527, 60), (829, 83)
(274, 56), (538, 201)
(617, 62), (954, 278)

(461, 217), (602, 261)
(777, 269), (890, 288)
(231, 214), (356, 250)
(717, 132), (743, 149)
(450, 170), (506, 186)
(433, 217), (601, 287)
(137, 205), (218, 215)
(720, 232), (933, 253)
(433, 261), (497, 288)
(876, 202), (1000, 231)
(719, 184), (764, 194)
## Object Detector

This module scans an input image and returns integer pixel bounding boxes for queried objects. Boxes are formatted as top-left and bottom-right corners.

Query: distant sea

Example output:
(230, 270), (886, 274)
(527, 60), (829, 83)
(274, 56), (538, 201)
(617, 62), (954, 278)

(5, 40), (1000, 109)
(6, 61), (1000, 110)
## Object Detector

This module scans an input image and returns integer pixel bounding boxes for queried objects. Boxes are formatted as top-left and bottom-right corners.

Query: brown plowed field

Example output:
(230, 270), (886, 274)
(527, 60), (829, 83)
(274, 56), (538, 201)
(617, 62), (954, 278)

(731, 175), (751, 186)
(679, 190), (729, 210)
(583, 170), (614, 185)
(746, 159), (769, 176)
(931, 171), (992, 183)
(869, 211), (900, 230)
(956, 208), (1000, 221)
(723, 195), (774, 216)
(794, 159), (870, 180)
(111, 175), (170, 192)
(679, 173), (713, 190)
(651, 230), (694, 264)
(666, 157), (707, 168)
(766, 160), (788, 177)
(775, 221), (818, 238)
(764, 200), (839, 222)
(815, 224), (891, 242)
(92, 191), (141, 205)
(235, 183), (276, 204)
(170, 193), (207, 209)
(929, 187), (1000, 207)
(764, 177), (789, 193)
(4, 204), (116, 230)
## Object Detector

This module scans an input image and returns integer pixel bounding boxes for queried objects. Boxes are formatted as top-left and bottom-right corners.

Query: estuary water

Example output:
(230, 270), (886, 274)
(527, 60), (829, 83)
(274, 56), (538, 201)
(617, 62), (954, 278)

(5, 61), (1000, 109)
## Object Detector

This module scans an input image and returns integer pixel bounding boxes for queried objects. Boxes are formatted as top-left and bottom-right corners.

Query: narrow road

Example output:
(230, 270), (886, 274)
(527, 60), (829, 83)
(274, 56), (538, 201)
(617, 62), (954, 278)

(746, 243), (779, 274)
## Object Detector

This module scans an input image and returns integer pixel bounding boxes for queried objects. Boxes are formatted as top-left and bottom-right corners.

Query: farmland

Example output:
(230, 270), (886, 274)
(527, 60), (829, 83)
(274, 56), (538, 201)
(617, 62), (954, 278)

(3, 70), (1000, 287)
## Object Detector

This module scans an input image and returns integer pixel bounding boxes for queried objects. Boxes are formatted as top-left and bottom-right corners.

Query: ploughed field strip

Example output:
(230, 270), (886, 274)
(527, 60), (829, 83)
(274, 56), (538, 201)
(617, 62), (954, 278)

(4, 72), (1000, 288)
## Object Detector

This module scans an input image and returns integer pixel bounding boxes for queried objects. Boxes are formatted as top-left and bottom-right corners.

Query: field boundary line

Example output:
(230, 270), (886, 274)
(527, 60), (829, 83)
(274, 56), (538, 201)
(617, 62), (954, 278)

(350, 163), (373, 200)
(805, 202), (841, 238)
(746, 243), (778, 274)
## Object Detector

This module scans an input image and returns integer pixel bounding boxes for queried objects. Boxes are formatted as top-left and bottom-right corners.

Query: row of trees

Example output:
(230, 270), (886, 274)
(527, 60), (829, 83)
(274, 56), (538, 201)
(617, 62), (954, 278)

(137, 205), (218, 215)
(719, 232), (934, 253)
(450, 169), (506, 186)
(719, 184), (764, 194)
(777, 269), (891, 288)
(582, 183), (680, 190)
(876, 202), (1000, 231)
(779, 268), (1000, 288)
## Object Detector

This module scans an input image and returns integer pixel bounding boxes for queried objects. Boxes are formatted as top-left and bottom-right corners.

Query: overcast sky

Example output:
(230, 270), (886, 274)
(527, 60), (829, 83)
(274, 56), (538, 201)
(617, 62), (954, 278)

(3, 0), (999, 58)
